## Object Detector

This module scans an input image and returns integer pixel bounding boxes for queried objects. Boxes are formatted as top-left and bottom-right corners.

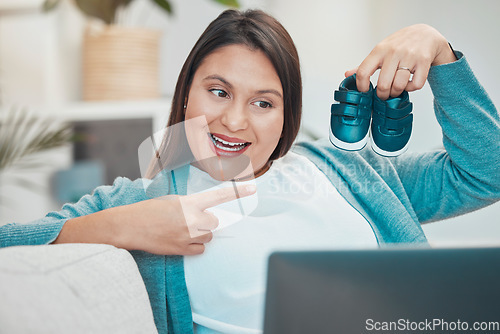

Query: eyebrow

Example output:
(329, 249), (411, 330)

(203, 74), (283, 100)
(256, 89), (283, 99)
(203, 75), (233, 89)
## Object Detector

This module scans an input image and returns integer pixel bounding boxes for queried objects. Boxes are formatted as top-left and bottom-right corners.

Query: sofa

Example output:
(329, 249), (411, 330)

(0, 243), (158, 333)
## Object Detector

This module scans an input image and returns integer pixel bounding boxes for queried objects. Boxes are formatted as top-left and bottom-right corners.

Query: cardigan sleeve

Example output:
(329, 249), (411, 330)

(0, 177), (148, 248)
(391, 52), (500, 223)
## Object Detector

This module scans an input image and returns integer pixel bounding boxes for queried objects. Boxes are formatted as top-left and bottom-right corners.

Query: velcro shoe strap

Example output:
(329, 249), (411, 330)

(331, 103), (371, 119)
(334, 90), (372, 106)
(384, 113), (413, 129)
(385, 102), (413, 119)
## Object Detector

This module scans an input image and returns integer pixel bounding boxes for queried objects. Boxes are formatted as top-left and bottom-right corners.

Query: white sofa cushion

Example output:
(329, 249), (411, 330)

(0, 243), (158, 334)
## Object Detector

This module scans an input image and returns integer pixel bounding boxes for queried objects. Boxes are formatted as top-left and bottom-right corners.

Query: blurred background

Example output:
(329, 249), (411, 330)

(0, 0), (498, 246)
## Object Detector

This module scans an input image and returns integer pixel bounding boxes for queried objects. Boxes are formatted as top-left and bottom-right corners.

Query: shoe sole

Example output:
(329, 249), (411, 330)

(329, 127), (369, 151)
(370, 128), (412, 157)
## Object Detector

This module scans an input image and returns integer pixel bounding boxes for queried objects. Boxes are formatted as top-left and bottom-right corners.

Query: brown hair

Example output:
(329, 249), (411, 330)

(147, 9), (302, 178)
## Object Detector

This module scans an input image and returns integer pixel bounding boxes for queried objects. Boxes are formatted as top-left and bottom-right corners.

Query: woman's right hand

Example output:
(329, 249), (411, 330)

(53, 184), (256, 256)
(115, 184), (256, 255)
(345, 24), (457, 100)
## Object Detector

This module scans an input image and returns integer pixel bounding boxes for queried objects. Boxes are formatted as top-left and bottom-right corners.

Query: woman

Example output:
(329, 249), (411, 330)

(1, 9), (499, 334)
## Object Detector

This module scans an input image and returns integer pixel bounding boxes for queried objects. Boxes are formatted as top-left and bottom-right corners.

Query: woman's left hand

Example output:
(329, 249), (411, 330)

(346, 24), (458, 100)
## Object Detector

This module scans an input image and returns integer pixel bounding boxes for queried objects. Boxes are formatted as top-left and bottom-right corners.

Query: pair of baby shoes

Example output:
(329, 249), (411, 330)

(329, 74), (413, 157)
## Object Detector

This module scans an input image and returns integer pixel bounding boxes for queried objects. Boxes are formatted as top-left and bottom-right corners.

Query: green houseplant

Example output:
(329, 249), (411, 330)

(0, 107), (73, 209)
(42, 0), (240, 101)
(0, 108), (72, 171)
(43, 0), (240, 24)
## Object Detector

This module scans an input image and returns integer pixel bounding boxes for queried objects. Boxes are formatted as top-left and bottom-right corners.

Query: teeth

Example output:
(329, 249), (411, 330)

(210, 134), (249, 152)
(212, 134), (245, 146)
(215, 143), (245, 151)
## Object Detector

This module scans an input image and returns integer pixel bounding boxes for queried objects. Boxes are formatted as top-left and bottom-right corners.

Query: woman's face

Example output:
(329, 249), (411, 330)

(184, 44), (284, 180)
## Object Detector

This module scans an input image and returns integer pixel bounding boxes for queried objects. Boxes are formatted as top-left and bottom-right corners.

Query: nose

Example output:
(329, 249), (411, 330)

(220, 102), (249, 132)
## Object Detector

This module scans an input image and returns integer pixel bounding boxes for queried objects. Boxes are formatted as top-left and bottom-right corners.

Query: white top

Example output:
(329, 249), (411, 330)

(183, 152), (378, 334)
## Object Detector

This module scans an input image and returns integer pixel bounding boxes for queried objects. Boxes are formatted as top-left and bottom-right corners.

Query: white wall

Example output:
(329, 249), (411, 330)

(1, 0), (499, 245)
(0, 2), (64, 106)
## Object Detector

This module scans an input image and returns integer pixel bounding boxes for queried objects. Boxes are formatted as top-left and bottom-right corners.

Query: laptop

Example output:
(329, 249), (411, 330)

(263, 247), (500, 334)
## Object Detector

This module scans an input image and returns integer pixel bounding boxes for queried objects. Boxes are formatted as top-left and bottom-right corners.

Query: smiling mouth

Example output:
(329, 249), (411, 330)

(209, 133), (251, 152)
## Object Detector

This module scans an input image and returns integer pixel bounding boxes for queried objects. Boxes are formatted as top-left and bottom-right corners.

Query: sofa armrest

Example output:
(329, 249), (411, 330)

(0, 243), (158, 334)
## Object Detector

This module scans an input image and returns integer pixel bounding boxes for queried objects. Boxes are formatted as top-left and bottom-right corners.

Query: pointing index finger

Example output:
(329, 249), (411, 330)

(187, 184), (257, 209)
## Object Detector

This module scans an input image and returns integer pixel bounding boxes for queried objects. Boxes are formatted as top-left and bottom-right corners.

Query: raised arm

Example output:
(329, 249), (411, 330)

(392, 53), (499, 222)
(346, 24), (500, 222)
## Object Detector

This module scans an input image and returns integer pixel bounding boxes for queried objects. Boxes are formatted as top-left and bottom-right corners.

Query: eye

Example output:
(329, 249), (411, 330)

(209, 89), (229, 98)
(253, 101), (273, 109)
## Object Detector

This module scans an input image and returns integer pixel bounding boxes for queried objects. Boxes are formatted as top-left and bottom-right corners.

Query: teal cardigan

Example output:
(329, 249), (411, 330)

(1, 53), (499, 333)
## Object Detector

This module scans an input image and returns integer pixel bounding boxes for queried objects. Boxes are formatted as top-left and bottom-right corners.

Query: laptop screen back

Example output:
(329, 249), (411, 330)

(263, 248), (500, 334)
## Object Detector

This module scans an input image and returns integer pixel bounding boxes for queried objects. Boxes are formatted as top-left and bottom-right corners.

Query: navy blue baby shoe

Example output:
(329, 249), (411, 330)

(371, 89), (413, 156)
(330, 74), (373, 151)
